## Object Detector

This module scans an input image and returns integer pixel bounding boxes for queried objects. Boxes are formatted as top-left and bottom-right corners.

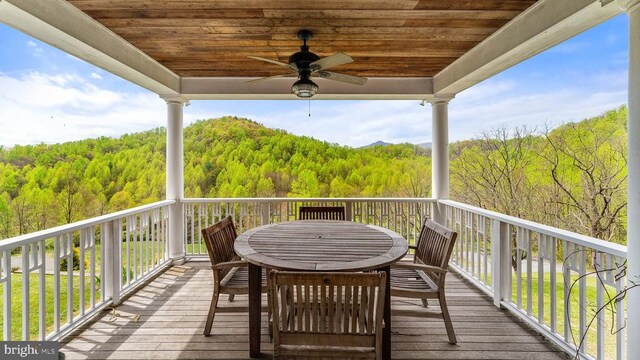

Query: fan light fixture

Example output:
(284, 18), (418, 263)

(291, 75), (318, 98)
(247, 29), (367, 99)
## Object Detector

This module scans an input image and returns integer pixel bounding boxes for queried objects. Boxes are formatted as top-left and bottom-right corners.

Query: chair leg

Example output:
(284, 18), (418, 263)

(421, 298), (429, 308)
(228, 294), (235, 302)
(266, 268), (274, 341)
(439, 293), (456, 344)
(204, 292), (220, 336)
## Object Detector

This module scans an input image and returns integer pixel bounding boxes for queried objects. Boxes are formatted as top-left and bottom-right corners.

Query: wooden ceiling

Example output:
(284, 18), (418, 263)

(67, 0), (538, 78)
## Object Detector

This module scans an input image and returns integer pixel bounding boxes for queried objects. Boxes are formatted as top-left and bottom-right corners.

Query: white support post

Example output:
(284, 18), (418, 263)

(103, 220), (120, 305)
(431, 95), (454, 225)
(491, 220), (511, 308)
(163, 96), (188, 265)
(624, 0), (640, 356)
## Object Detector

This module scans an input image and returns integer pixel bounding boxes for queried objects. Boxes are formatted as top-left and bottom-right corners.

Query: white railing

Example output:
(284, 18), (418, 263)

(0, 200), (173, 341)
(441, 200), (627, 360)
(1, 196), (629, 360)
(182, 198), (435, 256)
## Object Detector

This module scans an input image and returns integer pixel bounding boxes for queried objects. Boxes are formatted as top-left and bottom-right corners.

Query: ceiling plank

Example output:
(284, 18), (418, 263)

(261, 10), (521, 20)
(68, 1), (421, 11)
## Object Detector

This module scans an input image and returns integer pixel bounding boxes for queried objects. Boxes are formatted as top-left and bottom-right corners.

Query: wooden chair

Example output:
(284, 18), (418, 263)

(298, 206), (346, 220)
(269, 270), (386, 359)
(390, 219), (458, 344)
(201, 216), (268, 336)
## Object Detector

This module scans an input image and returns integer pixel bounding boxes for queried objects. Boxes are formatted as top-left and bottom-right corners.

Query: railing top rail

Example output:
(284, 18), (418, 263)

(440, 199), (627, 258)
(0, 199), (175, 251)
(182, 197), (437, 203)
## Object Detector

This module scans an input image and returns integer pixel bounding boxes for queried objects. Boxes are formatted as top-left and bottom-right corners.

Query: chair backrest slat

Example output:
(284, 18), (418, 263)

(299, 206), (346, 220)
(201, 216), (238, 277)
(415, 219), (458, 278)
(270, 271), (386, 357)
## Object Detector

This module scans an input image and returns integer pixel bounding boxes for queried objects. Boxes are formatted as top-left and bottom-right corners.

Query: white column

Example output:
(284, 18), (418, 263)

(431, 95), (454, 225)
(625, 0), (640, 357)
(163, 96), (187, 265)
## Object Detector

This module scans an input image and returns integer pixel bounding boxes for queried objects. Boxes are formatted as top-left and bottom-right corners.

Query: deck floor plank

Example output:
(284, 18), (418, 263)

(61, 262), (568, 360)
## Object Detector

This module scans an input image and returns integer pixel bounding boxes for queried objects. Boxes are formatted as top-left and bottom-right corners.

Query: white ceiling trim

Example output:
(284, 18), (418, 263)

(180, 77), (434, 100)
(0, 0), (180, 95)
(434, 0), (622, 95)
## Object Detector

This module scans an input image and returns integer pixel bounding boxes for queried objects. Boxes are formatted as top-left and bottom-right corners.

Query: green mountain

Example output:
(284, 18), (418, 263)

(0, 107), (629, 244)
(0, 116), (431, 238)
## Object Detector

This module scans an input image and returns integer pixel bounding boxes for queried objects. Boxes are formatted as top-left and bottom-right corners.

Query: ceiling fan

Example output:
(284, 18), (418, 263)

(248, 30), (368, 98)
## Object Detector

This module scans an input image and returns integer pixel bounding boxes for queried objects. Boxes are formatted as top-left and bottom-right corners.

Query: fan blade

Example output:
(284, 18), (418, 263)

(310, 52), (353, 71)
(247, 56), (296, 71)
(246, 74), (292, 83)
(318, 71), (367, 86)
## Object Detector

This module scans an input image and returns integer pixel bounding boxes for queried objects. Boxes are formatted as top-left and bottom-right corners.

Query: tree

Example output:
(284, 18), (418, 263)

(540, 110), (627, 243)
(451, 126), (542, 220)
(451, 126), (542, 271)
(289, 169), (321, 197)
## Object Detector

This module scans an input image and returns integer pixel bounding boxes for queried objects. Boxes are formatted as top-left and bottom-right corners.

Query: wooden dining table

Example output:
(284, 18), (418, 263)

(234, 220), (408, 359)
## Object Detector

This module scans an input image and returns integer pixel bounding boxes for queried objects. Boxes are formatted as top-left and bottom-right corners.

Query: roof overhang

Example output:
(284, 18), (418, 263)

(181, 77), (434, 100)
(0, 0), (626, 100)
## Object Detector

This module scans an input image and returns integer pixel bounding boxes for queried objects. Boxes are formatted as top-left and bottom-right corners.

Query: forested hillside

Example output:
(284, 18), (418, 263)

(450, 106), (627, 244)
(0, 116), (431, 239)
(0, 107), (628, 244)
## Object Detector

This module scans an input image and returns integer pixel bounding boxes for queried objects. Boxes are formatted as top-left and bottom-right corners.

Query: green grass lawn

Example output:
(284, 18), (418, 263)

(477, 270), (622, 360)
(38, 239), (167, 280)
(0, 273), (100, 341)
(2, 237), (168, 341)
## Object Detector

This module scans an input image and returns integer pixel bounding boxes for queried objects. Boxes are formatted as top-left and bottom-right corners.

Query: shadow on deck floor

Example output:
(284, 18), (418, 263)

(60, 261), (567, 359)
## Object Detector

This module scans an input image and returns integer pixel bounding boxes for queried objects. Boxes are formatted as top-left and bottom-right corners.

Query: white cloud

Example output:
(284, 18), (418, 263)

(0, 64), (629, 148)
(90, 72), (103, 80)
(449, 73), (627, 141)
(0, 71), (165, 146)
(26, 40), (43, 56)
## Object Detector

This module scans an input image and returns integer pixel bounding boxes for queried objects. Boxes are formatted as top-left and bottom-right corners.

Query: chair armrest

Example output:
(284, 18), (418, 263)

(392, 262), (448, 274)
(210, 260), (247, 270)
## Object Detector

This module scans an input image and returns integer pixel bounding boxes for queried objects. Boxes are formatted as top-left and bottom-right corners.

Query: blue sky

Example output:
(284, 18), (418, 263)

(0, 15), (630, 148)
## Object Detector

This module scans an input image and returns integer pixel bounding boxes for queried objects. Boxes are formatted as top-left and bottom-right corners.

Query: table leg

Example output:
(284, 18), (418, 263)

(248, 263), (262, 358)
(382, 265), (391, 360)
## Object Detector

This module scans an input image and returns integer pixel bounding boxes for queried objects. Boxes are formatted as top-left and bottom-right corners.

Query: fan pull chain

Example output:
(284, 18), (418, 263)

(308, 99), (311, 117)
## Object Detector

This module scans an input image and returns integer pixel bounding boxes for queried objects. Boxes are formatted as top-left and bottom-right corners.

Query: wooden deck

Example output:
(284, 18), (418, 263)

(61, 261), (568, 359)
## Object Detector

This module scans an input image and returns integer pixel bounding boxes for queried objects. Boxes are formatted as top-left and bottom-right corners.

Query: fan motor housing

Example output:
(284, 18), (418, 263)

(289, 48), (320, 71)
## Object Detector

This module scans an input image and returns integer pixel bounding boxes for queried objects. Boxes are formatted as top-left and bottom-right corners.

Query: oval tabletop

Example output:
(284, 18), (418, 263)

(234, 220), (408, 271)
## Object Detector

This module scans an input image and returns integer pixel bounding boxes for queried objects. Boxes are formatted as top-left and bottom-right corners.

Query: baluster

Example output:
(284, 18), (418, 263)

(53, 236), (60, 333)
(99, 224), (106, 303)
(2, 250), (11, 340)
(79, 229), (86, 316)
(615, 265), (625, 360)
(537, 233), (545, 325)
(550, 237), (557, 334)
(595, 252), (605, 360)
(22, 244), (30, 339)
(90, 227), (96, 309)
(526, 230), (532, 316)
(563, 241), (571, 343)
(144, 211), (150, 273)
(66, 233), (73, 326)
(578, 246), (586, 353)
(38, 239), (45, 340)
(515, 228), (523, 309)
(124, 216), (131, 285)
